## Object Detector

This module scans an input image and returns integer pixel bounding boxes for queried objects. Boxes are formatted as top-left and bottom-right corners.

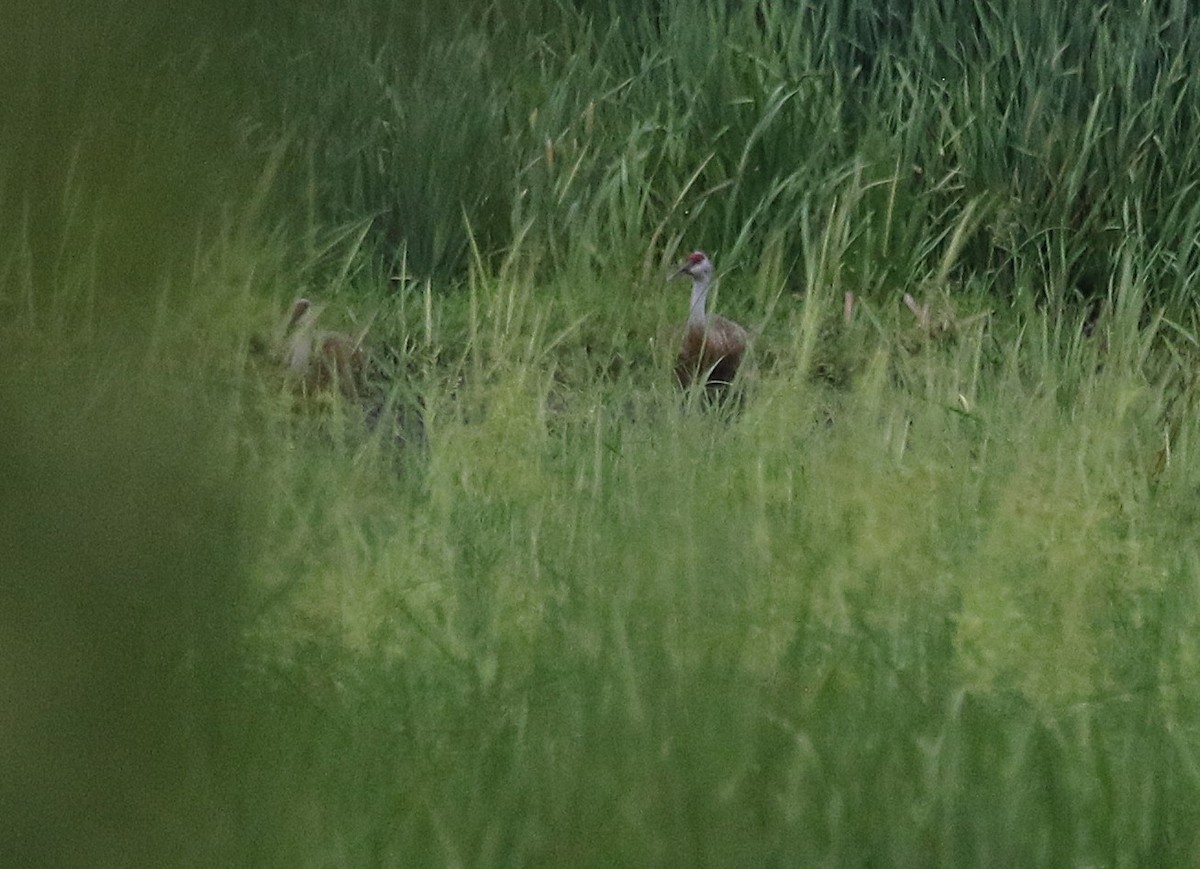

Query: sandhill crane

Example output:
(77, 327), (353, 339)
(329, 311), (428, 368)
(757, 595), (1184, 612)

(670, 250), (748, 396)
(282, 298), (367, 399)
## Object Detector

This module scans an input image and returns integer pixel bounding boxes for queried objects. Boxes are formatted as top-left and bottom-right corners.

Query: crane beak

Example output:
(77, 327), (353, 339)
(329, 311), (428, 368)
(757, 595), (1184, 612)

(669, 264), (690, 280)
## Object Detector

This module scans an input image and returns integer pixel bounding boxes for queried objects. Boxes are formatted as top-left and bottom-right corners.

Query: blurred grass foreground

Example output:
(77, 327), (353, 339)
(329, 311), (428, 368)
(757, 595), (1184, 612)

(5, 1), (1200, 866)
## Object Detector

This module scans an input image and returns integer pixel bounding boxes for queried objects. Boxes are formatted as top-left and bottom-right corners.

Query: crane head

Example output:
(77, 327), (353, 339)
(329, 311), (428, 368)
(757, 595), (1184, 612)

(670, 250), (712, 281)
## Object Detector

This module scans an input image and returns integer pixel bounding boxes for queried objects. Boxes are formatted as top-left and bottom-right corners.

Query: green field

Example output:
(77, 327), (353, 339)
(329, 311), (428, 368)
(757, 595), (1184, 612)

(6, 1), (1200, 865)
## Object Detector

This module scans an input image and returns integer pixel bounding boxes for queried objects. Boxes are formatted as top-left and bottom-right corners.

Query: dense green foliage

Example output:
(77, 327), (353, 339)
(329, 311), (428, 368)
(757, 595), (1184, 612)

(6, 0), (1200, 865)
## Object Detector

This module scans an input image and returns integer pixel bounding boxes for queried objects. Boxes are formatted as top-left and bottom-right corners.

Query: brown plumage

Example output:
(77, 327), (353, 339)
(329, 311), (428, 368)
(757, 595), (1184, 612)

(670, 251), (748, 394)
(282, 298), (367, 398)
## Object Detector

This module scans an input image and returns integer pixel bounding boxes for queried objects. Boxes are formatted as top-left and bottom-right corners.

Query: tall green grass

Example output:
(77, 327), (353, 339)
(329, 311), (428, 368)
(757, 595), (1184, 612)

(6, 0), (1200, 865)
(230, 0), (1200, 310)
(226, 226), (1200, 865)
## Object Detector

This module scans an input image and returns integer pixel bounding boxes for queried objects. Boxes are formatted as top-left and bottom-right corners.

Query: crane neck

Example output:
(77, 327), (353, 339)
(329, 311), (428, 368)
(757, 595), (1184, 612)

(687, 274), (712, 329)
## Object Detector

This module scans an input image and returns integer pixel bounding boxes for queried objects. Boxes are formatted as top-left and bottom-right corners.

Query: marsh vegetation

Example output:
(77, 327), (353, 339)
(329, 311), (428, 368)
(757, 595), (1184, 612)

(5, 1), (1200, 864)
